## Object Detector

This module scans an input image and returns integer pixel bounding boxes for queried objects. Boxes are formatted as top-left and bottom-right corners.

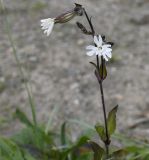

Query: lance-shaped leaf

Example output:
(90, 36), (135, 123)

(112, 149), (128, 160)
(88, 141), (105, 160)
(14, 108), (33, 128)
(90, 62), (101, 83)
(61, 122), (67, 146)
(90, 62), (97, 69)
(107, 105), (118, 136)
(95, 123), (106, 142)
(99, 62), (107, 81)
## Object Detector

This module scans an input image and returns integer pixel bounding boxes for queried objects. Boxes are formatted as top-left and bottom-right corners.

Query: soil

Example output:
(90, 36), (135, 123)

(0, 0), (149, 140)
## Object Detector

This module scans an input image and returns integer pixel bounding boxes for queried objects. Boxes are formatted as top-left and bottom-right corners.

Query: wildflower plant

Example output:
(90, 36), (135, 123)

(40, 3), (121, 160)
(0, 0), (149, 159)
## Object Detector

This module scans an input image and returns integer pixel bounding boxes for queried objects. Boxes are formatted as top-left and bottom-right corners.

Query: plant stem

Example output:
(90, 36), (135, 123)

(100, 57), (110, 158)
(0, 0), (37, 128)
(99, 79), (109, 157)
(83, 8), (110, 158)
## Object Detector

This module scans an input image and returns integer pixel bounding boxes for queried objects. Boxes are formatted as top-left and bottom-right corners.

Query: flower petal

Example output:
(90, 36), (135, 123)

(102, 54), (108, 61)
(40, 18), (55, 36)
(86, 45), (96, 50)
(105, 52), (112, 58)
(95, 49), (102, 56)
(40, 19), (47, 23)
(103, 44), (111, 48)
(94, 35), (102, 47)
(105, 48), (112, 52)
(86, 50), (95, 56)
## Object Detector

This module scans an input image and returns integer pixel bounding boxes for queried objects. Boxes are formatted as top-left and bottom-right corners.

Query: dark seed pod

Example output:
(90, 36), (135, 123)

(74, 3), (84, 16)
(101, 35), (106, 41)
(76, 22), (92, 35)
(54, 3), (83, 24)
(55, 10), (76, 23)
(107, 42), (114, 46)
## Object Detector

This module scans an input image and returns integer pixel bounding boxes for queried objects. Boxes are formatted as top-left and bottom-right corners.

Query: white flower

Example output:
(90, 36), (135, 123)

(86, 35), (112, 61)
(40, 18), (55, 36)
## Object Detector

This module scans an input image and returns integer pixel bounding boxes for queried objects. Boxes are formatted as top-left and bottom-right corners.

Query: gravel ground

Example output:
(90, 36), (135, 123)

(0, 0), (149, 139)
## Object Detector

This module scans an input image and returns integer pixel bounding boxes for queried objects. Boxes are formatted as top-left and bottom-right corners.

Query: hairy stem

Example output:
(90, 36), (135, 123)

(83, 8), (110, 158)
(100, 57), (110, 157)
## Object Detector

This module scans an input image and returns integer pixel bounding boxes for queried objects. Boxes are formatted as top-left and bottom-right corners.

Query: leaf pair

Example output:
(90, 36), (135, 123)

(95, 105), (118, 143)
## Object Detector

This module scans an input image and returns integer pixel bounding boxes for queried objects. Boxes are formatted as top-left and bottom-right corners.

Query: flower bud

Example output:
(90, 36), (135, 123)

(55, 3), (83, 24)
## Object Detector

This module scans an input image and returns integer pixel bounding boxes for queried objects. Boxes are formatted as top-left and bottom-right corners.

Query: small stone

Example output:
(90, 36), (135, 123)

(0, 77), (5, 83)
(77, 39), (84, 45)
(70, 83), (79, 90)
(112, 94), (124, 100)
(73, 99), (79, 105)
(29, 56), (37, 62)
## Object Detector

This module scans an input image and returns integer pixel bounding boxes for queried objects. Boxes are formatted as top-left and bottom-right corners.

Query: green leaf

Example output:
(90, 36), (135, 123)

(14, 108), (33, 128)
(125, 146), (141, 153)
(88, 141), (104, 160)
(90, 62), (97, 69)
(76, 136), (90, 147)
(95, 123), (106, 142)
(61, 136), (90, 160)
(112, 149), (128, 160)
(61, 122), (67, 146)
(107, 105), (118, 136)
(45, 105), (60, 134)
(0, 136), (35, 160)
(99, 63), (107, 81)
(90, 61), (107, 82)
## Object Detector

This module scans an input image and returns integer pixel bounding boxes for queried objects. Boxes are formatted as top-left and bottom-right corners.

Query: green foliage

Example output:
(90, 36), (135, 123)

(107, 105), (118, 136)
(99, 63), (107, 81)
(95, 123), (106, 142)
(0, 110), (149, 160)
(14, 108), (33, 128)
(113, 133), (149, 160)
(126, 146), (149, 160)
(112, 149), (128, 160)
(3, 113), (91, 160)
(0, 136), (35, 160)
(60, 122), (67, 146)
(90, 61), (107, 81)
(88, 141), (104, 160)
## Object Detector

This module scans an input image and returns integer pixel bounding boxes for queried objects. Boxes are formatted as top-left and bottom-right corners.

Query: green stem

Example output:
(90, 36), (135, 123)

(0, 0), (37, 127)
